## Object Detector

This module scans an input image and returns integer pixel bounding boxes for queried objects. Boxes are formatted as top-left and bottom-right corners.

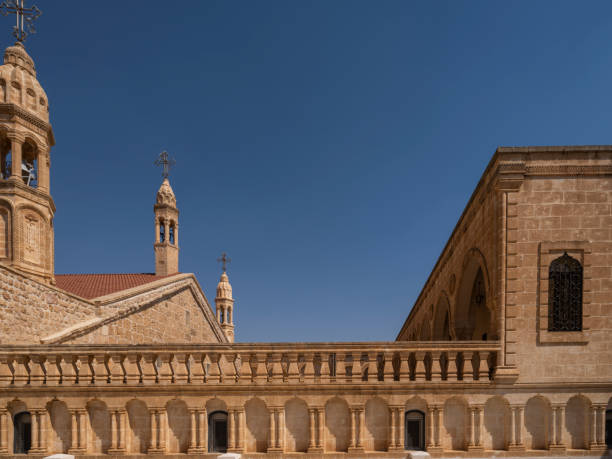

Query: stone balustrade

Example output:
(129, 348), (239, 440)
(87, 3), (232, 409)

(0, 341), (500, 387)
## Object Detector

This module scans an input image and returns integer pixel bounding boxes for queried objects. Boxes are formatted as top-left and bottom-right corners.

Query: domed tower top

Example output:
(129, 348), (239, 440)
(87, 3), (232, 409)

(215, 253), (235, 342)
(156, 178), (177, 207)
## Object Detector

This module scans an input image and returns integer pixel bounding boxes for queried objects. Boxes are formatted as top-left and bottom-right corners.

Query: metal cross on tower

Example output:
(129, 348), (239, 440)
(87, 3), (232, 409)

(217, 252), (231, 273)
(154, 151), (175, 179)
(0, 0), (41, 43)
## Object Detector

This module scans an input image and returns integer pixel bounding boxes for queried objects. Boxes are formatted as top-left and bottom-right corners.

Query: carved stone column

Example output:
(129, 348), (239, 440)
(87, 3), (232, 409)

(67, 409), (86, 454)
(348, 406), (364, 453)
(549, 404), (566, 452)
(277, 407), (285, 451)
(108, 408), (127, 454)
(388, 406), (397, 450)
(234, 408), (244, 453)
(316, 407), (325, 451)
(357, 407), (364, 449)
(8, 136), (22, 180)
(508, 405), (525, 452)
(187, 409), (200, 454)
(308, 408), (316, 450)
(430, 404), (443, 452)
(0, 408), (8, 454)
(227, 408), (235, 451)
(589, 404), (607, 451)
(199, 409), (208, 452)
(267, 407), (277, 452)
(29, 409), (48, 454)
(148, 408), (166, 454)
(426, 406), (435, 449)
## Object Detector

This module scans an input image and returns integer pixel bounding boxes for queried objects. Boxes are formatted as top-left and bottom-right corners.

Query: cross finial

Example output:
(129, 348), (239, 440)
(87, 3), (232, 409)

(0, 0), (41, 43)
(154, 151), (175, 179)
(217, 252), (231, 273)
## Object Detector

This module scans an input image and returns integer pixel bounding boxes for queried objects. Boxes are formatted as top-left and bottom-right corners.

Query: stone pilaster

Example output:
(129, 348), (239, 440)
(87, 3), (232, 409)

(508, 404), (525, 452)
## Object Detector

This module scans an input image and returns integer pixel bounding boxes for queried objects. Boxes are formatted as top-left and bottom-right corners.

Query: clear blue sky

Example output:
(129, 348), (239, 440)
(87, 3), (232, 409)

(14, 1), (612, 342)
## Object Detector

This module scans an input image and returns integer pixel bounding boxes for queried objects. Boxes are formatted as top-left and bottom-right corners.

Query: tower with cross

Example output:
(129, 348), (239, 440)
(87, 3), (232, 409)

(215, 252), (235, 342)
(0, 0), (55, 283)
(153, 152), (179, 276)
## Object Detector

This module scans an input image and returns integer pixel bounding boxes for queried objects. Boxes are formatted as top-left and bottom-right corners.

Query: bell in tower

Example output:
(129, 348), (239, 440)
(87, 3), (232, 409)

(0, 2), (56, 284)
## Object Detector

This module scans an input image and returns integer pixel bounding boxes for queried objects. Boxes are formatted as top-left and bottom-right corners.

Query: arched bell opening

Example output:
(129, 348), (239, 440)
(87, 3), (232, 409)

(208, 410), (228, 453)
(13, 411), (31, 454)
(404, 410), (425, 451)
(21, 141), (38, 188)
(0, 135), (10, 180)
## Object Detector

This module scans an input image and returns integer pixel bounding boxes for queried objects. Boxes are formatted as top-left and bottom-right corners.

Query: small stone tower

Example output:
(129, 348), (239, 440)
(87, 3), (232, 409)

(154, 178), (179, 276)
(0, 42), (56, 284)
(215, 267), (235, 342)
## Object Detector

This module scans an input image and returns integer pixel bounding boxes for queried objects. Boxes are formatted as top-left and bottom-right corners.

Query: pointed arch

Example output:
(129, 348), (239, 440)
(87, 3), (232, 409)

(454, 248), (495, 340)
(433, 292), (453, 340)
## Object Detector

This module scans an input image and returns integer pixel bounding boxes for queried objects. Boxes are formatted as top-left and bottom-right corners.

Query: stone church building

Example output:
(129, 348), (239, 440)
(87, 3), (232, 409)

(0, 31), (610, 459)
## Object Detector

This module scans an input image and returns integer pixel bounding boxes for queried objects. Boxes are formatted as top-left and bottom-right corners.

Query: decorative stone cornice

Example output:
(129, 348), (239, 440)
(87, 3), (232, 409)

(0, 103), (54, 145)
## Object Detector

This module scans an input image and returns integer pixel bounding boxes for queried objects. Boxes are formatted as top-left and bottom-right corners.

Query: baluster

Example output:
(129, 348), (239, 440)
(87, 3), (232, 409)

(91, 354), (107, 385)
(29, 355), (46, 386)
(287, 353), (299, 383)
(108, 354), (124, 385)
(238, 354), (252, 384)
(141, 354), (157, 385)
(0, 356), (12, 386)
(344, 353), (353, 383)
(383, 352), (394, 382)
(77, 354), (92, 385)
(221, 353), (236, 383)
(124, 354), (141, 384)
(319, 352), (330, 384)
(365, 353), (376, 382)
(414, 352), (426, 382)
(463, 352), (475, 382)
(174, 354), (189, 384)
(45, 355), (61, 386)
(208, 353), (221, 384)
(336, 353), (346, 383)
(303, 353), (315, 383)
(431, 351), (442, 381)
(398, 351), (410, 381)
(157, 354), (173, 384)
(477, 351), (489, 381)
(191, 353), (205, 383)
(13, 355), (29, 385)
(447, 351), (458, 381)
(268, 353), (282, 383)
(254, 353), (267, 384)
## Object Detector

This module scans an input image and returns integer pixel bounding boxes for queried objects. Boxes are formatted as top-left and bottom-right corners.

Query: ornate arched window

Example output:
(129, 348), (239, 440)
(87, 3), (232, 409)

(548, 252), (582, 331)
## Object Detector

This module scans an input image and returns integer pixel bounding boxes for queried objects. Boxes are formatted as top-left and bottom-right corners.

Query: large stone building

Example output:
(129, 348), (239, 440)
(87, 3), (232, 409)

(0, 27), (610, 459)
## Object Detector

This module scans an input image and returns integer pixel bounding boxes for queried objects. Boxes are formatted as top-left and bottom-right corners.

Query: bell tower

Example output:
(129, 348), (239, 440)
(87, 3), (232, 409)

(0, 5), (56, 284)
(215, 253), (235, 342)
(154, 152), (179, 276)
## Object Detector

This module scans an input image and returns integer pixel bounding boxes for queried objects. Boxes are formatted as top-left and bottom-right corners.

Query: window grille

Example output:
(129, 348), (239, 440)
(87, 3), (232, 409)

(548, 252), (582, 331)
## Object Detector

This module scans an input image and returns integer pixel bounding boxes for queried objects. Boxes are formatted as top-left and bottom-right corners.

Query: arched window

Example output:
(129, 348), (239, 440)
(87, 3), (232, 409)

(13, 412), (31, 454)
(208, 411), (228, 452)
(404, 410), (425, 450)
(169, 224), (175, 245)
(548, 252), (582, 331)
(159, 221), (165, 243)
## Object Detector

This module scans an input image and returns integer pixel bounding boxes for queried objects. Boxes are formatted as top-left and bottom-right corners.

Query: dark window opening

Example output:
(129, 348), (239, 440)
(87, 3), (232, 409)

(405, 410), (425, 451)
(606, 410), (611, 448)
(159, 223), (165, 243)
(548, 252), (583, 332)
(208, 411), (228, 453)
(13, 412), (31, 454)
(169, 225), (175, 245)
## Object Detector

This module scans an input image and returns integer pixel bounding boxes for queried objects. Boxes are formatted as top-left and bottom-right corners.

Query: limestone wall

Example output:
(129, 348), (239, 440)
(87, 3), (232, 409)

(0, 264), (96, 344)
(508, 173), (612, 383)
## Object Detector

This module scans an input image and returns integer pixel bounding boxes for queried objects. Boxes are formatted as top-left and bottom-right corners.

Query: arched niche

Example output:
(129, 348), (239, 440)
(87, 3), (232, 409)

(365, 397), (389, 451)
(0, 200), (12, 260)
(483, 396), (510, 450)
(524, 396), (550, 450)
(284, 398), (309, 452)
(454, 250), (494, 340)
(245, 397), (269, 452)
(87, 400), (111, 454)
(166, 399), (189, 453)
(325, 397), (350, 452)
(48, 400), (70, 453)
(443, 397), (468, 451)
(565, 395), (591, 450)
(126, 399), (150, 454)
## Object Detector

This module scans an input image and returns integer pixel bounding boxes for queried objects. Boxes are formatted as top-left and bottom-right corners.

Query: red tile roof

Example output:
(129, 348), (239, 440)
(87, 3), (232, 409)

(55, 273), (178, 299)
